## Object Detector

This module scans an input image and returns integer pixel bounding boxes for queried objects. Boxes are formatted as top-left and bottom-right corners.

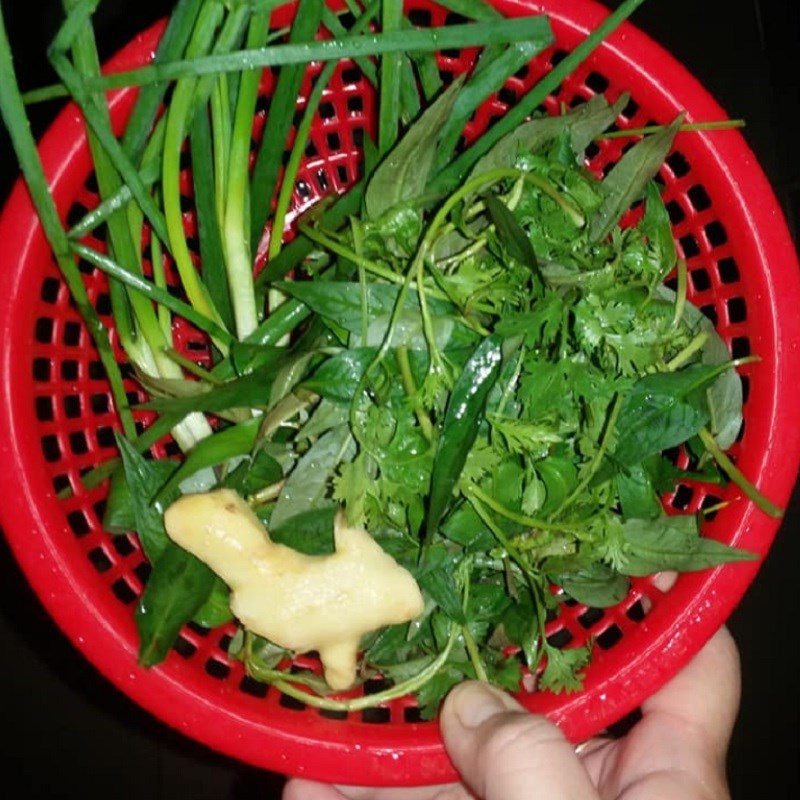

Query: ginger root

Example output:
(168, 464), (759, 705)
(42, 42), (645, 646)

(164, 489), (424, 690)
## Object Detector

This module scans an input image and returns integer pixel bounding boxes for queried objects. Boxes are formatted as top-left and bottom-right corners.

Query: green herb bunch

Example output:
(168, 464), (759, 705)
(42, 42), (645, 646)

(0, 0), (771, 716)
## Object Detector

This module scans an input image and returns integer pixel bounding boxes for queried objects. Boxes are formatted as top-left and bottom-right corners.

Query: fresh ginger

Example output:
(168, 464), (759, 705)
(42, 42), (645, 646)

(164, 489), (424, 690)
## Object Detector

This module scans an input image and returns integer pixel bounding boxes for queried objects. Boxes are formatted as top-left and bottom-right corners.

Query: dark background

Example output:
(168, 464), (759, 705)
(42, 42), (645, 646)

(0, 0), (797, 797)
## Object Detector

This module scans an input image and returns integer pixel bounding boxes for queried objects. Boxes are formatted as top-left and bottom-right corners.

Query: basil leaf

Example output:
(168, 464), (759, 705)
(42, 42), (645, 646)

(641, 181), (677, 279)
(655, 287), (744, 449)
(192, 576), (233, 628)
(271, 425), (355, 529)
(302, 348), (376, 403)
(620, 515), (757, 576)
(270, 506), (336, 555)
(136, 542), (215, 666)
(138, 359), (282, 415)
(365, 77), (464, 219)
(435, 33), (553, 167)
(155, 417), (262, 502)
(103, 465), (136, 534)
(223, 448), (284, 496)
(568, 92), (629, 157)
(613, 363), (734, 467)
(426, 335), (503, 538)
(116, 434), (178, 563)
(589, 115), (683, 242)
(274, 280), (454, 334)
(485, 195), (539, 274)
(548, 561), (629, 608)
(616, 463), (662, 520)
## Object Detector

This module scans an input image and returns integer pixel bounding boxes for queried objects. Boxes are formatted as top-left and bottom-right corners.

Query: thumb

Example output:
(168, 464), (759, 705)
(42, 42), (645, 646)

(440, 682), (600, 800)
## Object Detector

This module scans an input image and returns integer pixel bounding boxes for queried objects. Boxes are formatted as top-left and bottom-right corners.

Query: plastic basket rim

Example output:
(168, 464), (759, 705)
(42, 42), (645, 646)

(1, 0), (799, 786)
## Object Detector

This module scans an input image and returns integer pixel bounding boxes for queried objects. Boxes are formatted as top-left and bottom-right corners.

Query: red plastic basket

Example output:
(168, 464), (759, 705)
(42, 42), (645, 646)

(1, 0), (799, 786)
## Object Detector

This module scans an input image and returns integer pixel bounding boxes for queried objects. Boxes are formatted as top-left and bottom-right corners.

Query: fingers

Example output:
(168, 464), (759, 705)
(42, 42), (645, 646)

(284, 780), (347, 800)
(440, 681), (600, 800)
(588, 628), (739, 799)
(641, 626), (740, 760)
(283, 778), (471, 800)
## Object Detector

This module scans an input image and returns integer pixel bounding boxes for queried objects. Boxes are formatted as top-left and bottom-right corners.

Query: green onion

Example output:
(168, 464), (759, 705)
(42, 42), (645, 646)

(0, 4), (135, 438)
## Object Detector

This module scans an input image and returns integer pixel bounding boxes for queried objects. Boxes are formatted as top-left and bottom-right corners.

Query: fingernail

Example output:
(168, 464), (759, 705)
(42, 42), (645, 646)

(450, 682), (519, 729)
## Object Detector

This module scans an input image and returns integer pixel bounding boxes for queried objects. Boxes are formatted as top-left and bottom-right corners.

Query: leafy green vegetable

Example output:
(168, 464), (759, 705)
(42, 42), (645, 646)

(136, 542), (215, 666)
(426, 335), (503, 539)
(589, 115), (683, 242)
(619, 515), (757, 575)
(115, 435), (178, 563)
(271, 425), (355, 529)
(365, 77), (464, 219)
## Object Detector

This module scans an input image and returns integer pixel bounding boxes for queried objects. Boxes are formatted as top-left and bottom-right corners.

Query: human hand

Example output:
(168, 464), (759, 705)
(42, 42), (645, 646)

(283, 627), (739, 800)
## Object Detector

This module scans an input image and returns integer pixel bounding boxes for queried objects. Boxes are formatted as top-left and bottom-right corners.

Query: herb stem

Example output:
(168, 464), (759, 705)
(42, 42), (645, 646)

(396, 346), (434, 441)
(254, 625), (458, 711)
(465, 482), (579, 533)
(673, 258), (688, 327)
(555, 394), (623, 516)
(698, 428), (782, 518)
(247, 480), (285, 506)
(598, 119), (745, 139)
(462, 625), (489, 682)
(665, 330), (709, 371)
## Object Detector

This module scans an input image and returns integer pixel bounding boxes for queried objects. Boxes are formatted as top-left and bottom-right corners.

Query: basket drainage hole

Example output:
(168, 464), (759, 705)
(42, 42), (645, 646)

(279, 693), (306, 711)
(40, 277), (60, 303)
(133, 561), (152, 585)
(63, 321), (81, 346)
(364, 677), (392, 695)
(626, 600), (647, 622)
(585, 71), (609, 94)
(173, 636), (197, 659)
(41, 434), (61, 463)
(240, 675), (268, 698)
(111, 578), (137, 605)
(705, 221), (727, 247)
(666, 151), (690, 178)
(63, 395), (81, 418)
(578, 607), (604, 629)
(731, 337), (750, 359)
(687, 184), (711, 211)
(596, 624), (623, 650)
(188, 621), (211, 637)
(35, 397), (54, 421)
(671, 484), (694, 510)
(88, 547), (112, 573)
(112, 535), (136, 556)
(727, 297), (747, 323)
(690, 268), (711, 292)
(319, 707), (348, 720)
(717, 257), (740, 284)
(679, 235), (700, 259)
(403, 706), (423, 723)
(61, 360), (79, 380)
(701, 493), (724, 520)
(91, 393), (110, 414)
(69, 431), (89, 455)
(67, 510), (90, 537)
(666, 200), (685, 224)
(546, 628), (573, 648)
(205, 658), (231, 680)
(362, 706), (390, 724)
(33, 358), (52, 382)
(35, 317), (54, 344)
(741, 374), (750, 404)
